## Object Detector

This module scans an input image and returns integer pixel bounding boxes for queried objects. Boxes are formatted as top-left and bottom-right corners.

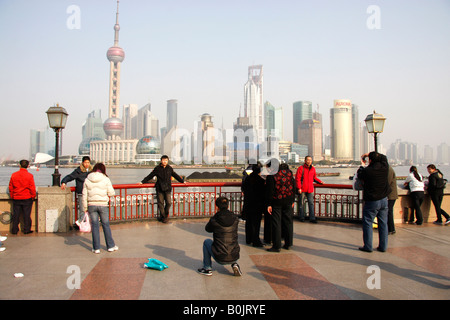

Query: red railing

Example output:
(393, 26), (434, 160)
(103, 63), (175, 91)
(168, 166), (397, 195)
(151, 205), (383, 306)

(71, 182), (362, 223)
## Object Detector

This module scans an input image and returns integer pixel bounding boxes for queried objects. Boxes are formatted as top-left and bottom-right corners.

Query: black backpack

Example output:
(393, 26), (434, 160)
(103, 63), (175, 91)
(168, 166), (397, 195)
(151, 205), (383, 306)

(435, 174), (447, 189)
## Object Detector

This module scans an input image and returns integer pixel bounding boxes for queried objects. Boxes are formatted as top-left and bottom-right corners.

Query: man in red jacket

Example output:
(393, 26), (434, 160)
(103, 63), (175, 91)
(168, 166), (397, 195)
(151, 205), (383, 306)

(9, 160), (36, 234)
(295, 156), (323, 223)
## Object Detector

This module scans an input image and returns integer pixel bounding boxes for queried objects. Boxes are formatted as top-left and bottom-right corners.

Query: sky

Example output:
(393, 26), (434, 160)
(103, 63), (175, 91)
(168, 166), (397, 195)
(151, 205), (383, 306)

(1, 0), (449, 160)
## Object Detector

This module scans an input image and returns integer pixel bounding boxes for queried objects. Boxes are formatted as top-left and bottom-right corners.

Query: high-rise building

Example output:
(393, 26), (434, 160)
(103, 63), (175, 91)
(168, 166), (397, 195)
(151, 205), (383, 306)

(244, 65), (264, 144)
(166, 99), (178, 133)
(264, 101), (283, 140)
(330, 99), (353, 161)
(137, 103), (159, 139)
(437, 143), (449, 164)
(123, 104), (138, 139)
(103, 0), (125, 140)
(293, 101), (312, 143)
(298, 119), (323, 161)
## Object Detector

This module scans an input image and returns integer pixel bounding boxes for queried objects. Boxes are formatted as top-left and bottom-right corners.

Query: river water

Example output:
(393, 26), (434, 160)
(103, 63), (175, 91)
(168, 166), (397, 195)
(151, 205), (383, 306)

(1, 165), (448, 187)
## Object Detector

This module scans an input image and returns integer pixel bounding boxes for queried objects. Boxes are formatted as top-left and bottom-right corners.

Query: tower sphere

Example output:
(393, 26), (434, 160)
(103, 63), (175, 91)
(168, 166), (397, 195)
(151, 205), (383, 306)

(103, 117), (124, 137)
(107, 46), (125, 63)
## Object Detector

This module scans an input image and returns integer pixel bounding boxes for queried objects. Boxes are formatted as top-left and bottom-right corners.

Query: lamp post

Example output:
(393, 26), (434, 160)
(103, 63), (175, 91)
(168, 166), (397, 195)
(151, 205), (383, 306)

(46, 104), (69, 186)
(364, 110), (386, 153)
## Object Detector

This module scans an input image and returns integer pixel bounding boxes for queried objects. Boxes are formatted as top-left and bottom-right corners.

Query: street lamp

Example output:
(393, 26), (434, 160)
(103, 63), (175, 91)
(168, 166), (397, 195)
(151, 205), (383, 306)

(364, 110), (386, 153)
(46, 104), (69, 186)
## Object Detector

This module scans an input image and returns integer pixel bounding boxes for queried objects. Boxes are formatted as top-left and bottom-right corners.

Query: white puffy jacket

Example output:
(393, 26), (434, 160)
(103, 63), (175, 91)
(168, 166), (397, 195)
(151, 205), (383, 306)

(82, 172), (115, 209)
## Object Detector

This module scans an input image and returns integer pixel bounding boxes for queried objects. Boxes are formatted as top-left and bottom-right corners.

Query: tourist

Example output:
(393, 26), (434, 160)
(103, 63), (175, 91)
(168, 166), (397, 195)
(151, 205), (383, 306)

(426, 164), (450, 225)
(61, 156), (93, 228)
(357, 152), (391, 253)
(387, 166), (398, 234)
(8, 160), (36, 235)
(266, 159), (295, 252)
(197, 197), (241, 276)
(404, 166), (425, 225)
(242, 163), (266, 247)
(140, 155), (184, 223)
(295, 155), (323, 223)
(82, 163), (118, 254)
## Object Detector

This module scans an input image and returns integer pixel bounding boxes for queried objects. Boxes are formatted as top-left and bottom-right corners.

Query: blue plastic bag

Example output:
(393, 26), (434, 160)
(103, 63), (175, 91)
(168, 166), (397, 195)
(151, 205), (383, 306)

(144, 258), (169, 271)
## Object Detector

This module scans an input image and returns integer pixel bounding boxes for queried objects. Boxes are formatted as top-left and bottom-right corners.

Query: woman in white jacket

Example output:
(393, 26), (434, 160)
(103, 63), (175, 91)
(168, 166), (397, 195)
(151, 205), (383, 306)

(404, 166), (425, 225)
(82, 163), (118, 253)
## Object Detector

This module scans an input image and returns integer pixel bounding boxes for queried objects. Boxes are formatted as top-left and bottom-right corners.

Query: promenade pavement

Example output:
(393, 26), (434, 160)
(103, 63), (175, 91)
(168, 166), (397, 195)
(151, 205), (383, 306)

(0, 218), (449, 302)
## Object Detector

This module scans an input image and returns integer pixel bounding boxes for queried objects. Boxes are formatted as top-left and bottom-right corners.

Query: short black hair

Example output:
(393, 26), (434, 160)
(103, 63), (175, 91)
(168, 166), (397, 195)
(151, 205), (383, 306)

(215, 196), (229, 210)
(19, 160), (29, 168)
(161, 155), (169, 161)
(82, 156), (91, 162)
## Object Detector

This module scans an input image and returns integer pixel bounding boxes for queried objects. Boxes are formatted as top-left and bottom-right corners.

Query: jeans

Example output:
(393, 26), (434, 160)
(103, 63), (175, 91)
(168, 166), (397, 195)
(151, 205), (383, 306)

(202, 239), (236, 270)
(156, 191), (172, 220)
(362, 197), (388, 252)
(77, 194), (86, 223)
(88, 206), (115, 251)
(298, 192), (315, 221)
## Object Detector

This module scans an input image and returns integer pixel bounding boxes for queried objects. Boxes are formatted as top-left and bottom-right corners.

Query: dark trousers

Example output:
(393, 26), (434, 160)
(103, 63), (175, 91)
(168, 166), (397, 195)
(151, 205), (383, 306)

(12, 198), (33, 234)
(430, 191), (449, 222)
(156, 191), (172, 221)
(387, 199), (396, 232)
(245, 209), (263, 245)
(409, 191), (424, 224)
(263, 212), (272, 244)
(271, 203), (293, 249)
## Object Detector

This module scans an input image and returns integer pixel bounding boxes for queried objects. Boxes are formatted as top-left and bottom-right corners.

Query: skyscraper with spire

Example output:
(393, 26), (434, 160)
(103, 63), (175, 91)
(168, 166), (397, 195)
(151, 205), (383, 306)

(103, 0), (125, 140)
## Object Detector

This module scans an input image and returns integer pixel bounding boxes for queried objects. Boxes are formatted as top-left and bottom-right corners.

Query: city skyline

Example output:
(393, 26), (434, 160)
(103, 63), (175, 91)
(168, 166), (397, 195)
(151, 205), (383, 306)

(1, 1), (449, 160)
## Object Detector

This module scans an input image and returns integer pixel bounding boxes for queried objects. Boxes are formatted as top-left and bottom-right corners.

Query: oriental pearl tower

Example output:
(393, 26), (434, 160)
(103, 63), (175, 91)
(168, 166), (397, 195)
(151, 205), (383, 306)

(104, 0), (125, 140)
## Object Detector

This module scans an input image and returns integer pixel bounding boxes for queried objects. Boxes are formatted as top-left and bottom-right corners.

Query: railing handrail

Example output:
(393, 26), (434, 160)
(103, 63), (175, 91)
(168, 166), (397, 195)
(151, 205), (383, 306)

(70, 181), (354, 192)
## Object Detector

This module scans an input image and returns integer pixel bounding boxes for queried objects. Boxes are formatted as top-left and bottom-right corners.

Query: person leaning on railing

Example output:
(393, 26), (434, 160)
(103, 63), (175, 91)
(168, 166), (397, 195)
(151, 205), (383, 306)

(139, 155), (185, 223)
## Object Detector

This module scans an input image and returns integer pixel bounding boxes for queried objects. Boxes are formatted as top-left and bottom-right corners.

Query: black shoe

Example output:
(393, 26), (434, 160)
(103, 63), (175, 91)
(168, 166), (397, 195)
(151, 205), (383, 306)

(376, 247), (386, 252)
(24, 230), (34, 235)
(282, 244), (290, 250)
(267, 247), (280, 252)
(358, 247), (372, 253)
(197, 268), (212, 276)
(310, 220), (318, 224)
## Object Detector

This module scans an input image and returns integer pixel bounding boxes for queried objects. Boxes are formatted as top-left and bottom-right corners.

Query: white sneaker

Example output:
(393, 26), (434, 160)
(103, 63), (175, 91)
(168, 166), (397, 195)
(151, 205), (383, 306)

(0, 247), (6, 252)
(92, 249), (100, 254)
(107, 246), (119, 252)
(0, 236), (7, 242)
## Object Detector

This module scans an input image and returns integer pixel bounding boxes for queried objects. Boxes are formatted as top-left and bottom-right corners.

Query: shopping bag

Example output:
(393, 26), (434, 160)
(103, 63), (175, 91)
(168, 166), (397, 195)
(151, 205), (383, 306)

(144, 258), (169, 271)
(77, 213), (91, 233)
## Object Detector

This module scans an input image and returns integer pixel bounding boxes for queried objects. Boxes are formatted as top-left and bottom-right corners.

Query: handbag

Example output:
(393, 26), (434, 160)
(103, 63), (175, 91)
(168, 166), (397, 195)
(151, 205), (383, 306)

(77, 212), (91, 233)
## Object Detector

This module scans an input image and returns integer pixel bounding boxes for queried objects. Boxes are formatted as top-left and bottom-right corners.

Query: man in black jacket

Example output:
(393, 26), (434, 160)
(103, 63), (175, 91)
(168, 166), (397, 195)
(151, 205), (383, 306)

(357, 152), (391, 252)
(61, 156), (93, 227)
(198, 197), (241, 276)
(140, 155), (184, 223)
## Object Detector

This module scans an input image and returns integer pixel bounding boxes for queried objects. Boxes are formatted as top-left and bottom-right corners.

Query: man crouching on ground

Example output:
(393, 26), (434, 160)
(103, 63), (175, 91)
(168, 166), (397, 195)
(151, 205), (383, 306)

(198, 197), (242, 276)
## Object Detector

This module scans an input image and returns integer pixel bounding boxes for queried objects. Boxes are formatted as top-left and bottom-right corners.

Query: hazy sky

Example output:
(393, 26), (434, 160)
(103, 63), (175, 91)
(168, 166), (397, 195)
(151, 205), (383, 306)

(1, 0), (449, 160)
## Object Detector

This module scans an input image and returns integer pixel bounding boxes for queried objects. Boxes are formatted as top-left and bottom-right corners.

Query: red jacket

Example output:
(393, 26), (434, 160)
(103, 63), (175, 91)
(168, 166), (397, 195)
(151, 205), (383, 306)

(9, 168), (36, 200)
(295, 165), (323, 193)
